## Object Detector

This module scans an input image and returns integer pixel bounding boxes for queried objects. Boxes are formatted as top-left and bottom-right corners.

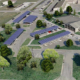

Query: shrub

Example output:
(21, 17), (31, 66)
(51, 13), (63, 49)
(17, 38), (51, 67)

(54, 10), (60, 16)
(50, 57), (56, 63)
(41, 59), (53, 72)
(0, 36), (5, 42)
(55, 19), (59, 23)
(2, 24), (5, 28)
(56, 45), (60, 49)
(8, 0), (13, 7)
(30, 61), (37, 68)
(36, 20), (43, 27)
(66, 39), (73, 47)
(16, 24), (20, 29)
(43, 22), (47, 27)
(5, 29), (10, 34)
(17, 63), (24, 71)
(35, 34), (39, 40)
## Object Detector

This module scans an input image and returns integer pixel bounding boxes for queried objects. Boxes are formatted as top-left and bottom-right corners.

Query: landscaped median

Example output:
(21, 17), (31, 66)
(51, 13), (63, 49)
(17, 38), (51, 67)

(75, 32), (80, 35)
(31, 30), (65, 44)
(21, 38), (31, 46)
(28, 46), (41, 49)
(55, 45), (80, 50)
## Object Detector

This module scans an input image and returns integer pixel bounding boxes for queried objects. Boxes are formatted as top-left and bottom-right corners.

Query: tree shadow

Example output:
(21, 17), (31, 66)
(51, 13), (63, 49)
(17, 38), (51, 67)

(5, 57), (12, 65)
(73, 53), (80, 66)
(63, 41), (67, 46)
(75, 41), (80, 45)
(41, 50), (44, 58)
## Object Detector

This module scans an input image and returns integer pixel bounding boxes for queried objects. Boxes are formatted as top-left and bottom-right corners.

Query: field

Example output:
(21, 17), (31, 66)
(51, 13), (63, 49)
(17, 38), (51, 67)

(0, 12), (19, 25)
(31, 30), (65, 44)
(0, 30), (16, 46)
(0, 0), (38, 10)
(0, 54), (63, 80)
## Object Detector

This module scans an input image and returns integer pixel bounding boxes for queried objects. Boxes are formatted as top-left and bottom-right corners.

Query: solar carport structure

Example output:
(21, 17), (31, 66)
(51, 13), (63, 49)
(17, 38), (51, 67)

(4, 28), (24, 45)
(30, 26), (59, 37)
(39, 31), (70, 44)
(23, 15), (37, 24)
(13, 11), (30, 23)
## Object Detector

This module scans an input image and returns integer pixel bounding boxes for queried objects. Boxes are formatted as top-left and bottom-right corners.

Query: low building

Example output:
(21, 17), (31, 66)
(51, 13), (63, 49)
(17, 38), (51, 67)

(54, 0), (67, 11)
(57, 15), (80, 32)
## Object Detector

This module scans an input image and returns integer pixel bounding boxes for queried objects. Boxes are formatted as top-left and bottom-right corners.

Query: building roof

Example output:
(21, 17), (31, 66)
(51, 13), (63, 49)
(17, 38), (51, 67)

(45, 0), (58, 13)
(57, 15), (80, 24)
(55, 0), (65, 8)
(23, 15), (37, 24)
(4, 28), (24, 45)
(70, 21), (80, 28)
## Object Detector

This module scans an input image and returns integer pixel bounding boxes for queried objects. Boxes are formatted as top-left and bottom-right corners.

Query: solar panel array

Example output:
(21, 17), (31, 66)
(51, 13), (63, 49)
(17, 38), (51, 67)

(4, 28), (24, 45)
(13, 11), (30, 23)
(23, 15), (37, 24)
(30, 26), (59, 37)
(39, 31), (70, 44)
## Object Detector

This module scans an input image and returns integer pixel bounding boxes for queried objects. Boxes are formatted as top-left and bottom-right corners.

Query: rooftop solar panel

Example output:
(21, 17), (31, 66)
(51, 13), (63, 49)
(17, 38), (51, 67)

(4, 28), (24, 45)
(30, 26), (59, 37)
(23, 15), (37, 24)
(13, 11), (30, 23)
(39, 31), (70, 44)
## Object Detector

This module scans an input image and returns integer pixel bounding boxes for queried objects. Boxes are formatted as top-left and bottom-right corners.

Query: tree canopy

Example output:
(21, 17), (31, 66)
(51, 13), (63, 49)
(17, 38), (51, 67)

(8, 0), (13, 7)
(17, 46), (32, 64)
(36, 20), (43, 27)
(66, 39), (73, 47)
(66, 6), (73, 14)
(43, 49), (59, 59)
(0, 56), (10, 67)
(41, 59), (53, 72)
(0, 45), (11, 57)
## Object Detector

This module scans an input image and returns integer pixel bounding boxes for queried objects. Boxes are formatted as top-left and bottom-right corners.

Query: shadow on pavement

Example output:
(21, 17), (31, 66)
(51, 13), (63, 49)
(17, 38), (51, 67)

(73, 53), (80, 66)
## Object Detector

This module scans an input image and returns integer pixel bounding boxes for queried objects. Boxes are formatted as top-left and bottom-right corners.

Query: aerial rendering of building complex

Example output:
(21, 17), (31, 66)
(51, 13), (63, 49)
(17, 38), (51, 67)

(0, 0), (80, 80)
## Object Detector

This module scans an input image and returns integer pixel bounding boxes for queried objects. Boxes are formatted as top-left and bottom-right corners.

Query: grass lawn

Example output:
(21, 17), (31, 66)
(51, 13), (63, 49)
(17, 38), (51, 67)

(28, 46), (41, 49)
(33, 27), (46, 32)
(55, 45), (80, 50)
(21, 38), (31, 46)
(52, 18), (64, 28)
(0, 12), (19, 25)
(53, 13), (68, 18)
(78, 12), (80, 15)
(73, 54), (80, 80)
(23, 24), (30, 27)
(0, 54), (63, 80)
(31, 30), (65, 44)
(75, 32), (80, 35)
(0, 30), (16, 46)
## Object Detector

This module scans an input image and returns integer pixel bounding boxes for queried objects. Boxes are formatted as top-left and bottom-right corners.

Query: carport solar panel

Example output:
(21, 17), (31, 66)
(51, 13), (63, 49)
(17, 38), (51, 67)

(23, 15), (37, 24)
(4, 28), (24, 45)
(13, 11), (30, 23)
(30, 26), (58, 37)
(38, 31), (70, 44)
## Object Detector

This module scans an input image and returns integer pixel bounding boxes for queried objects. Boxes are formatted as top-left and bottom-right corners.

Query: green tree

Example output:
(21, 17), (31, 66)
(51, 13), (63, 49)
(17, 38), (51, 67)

(43, 49), (59, 59)
(41, 59), (53, 72)
(30, 61), (37, 68)
(0, 36), (5, 42)
(5, 24), (12, 34)
(16, 24), (20, 29)
(17, 46), (32, 65)
(46, 14), (52, 20)
(43, 11), (47, 16)
(2, 24), (5, 28)
(73, 9), (76, 15)
(0, 45), (11, 57)
(8, 0), (13, 7)
(59, 7), (63, 15)
(55, 19), (59, 23)
(66, 39), (73, 47)
(60, 21), (63, 25)
(17, 63), (24, 71)
(54, 10), (60, 16)
(35, 34), (39, 40)
(56, 45), (60, 49)
(43, 22), (47, 27)
(0, 56), (10, 70)
(36, 20), (43, 27)
(66, 6), (73, 14)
